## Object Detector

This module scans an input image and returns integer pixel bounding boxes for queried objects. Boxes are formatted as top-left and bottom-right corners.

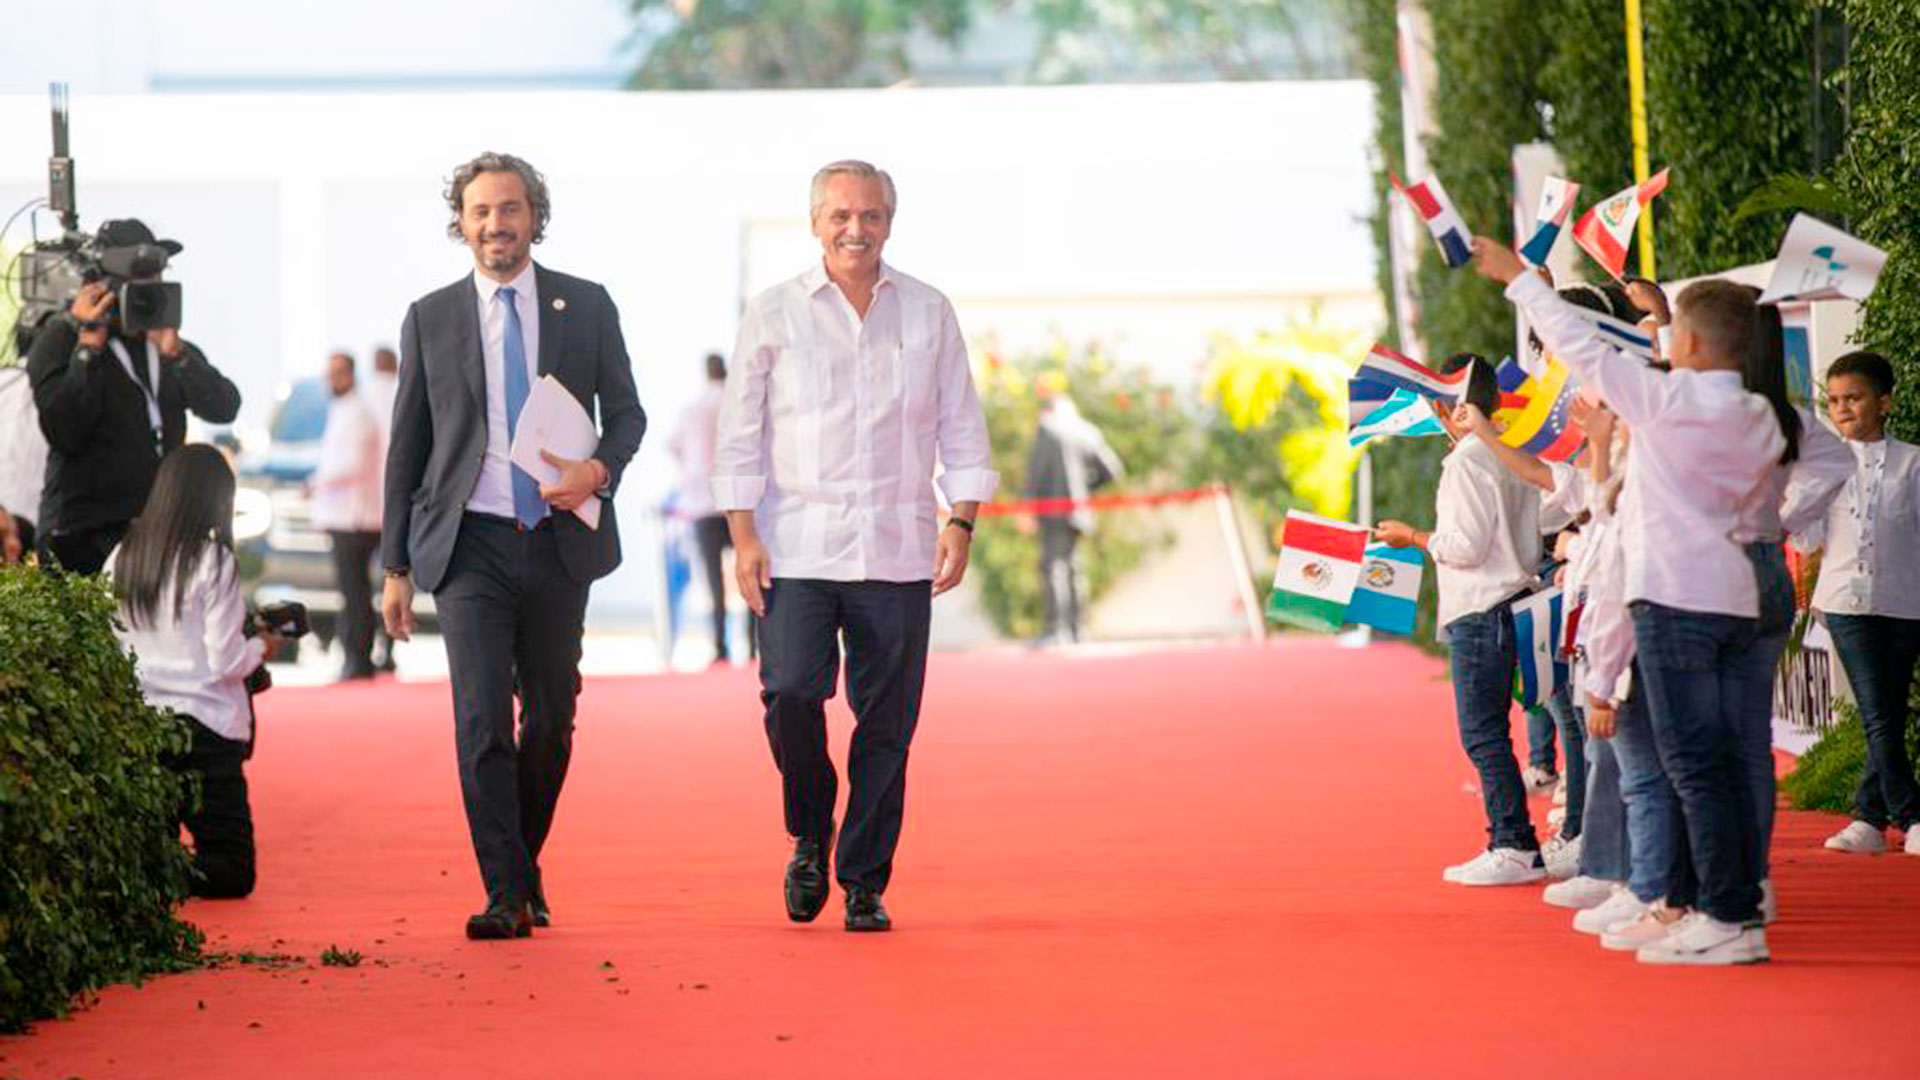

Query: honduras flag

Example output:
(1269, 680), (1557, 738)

(1348, 388), (1444, 448)
(1510, 586), (1568, 709)
(1347, 543), (1423, 634)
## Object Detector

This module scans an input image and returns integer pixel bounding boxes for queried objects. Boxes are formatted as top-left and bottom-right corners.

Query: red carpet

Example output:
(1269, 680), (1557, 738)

(5, 640), (1919, 1079)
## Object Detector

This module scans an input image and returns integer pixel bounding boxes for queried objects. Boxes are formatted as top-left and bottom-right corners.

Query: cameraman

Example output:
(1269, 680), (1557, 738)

(27, 219), (240, 574)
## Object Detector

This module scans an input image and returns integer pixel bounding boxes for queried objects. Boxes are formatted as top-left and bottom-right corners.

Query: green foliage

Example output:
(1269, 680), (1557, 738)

(627, 0), (972, 89)
(1537, 0), (1633, 198)
(1022, 0), (1344, 81)
(1778, 697), (1920, 813)
(1643, 0), (1816, 278)
(970, 340), (1187, 638)
(1731, 173), (1860, 224)
(1831, 0), (1920, 447)
(320, 945), (363, 968)
(0, 565), (200, 1032)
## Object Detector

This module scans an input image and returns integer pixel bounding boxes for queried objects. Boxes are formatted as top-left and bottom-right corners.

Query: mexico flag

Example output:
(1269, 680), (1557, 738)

(1267, 511), (1369, 633)
(1572, 169), (1670, 279)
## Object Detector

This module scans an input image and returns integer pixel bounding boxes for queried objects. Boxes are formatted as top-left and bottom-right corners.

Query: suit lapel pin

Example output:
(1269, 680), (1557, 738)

(552, 298), (567, 312)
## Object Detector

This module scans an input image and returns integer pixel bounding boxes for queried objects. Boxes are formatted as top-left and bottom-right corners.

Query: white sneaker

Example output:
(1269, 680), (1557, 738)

(1906, 826), (1920, 856)
(1574, 887), (1648, 935)
(1759, 879), (1777, 925)
(1552, 778), (1568, 806)
(1454, 847), (1547, 886)
(1523, 766), (1559, 794)
(1637, 912), (1769, 966)
(1543, 875), (1616, 909)
(1547, 805), (1568, 829)
(1600, 904), (1682, 951)
(1824, 820), (1888, 853)
(1442, 849), (1496, 883)
(1542, 833), (1583, 880)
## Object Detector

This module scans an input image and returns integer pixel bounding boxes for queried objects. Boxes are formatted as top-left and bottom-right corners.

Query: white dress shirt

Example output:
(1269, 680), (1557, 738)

(1507, 274), (1784, 618)
(310, 390), (384, 532)
(1793, 437), (1920, 619)
(1738, 406), (1852, 542)
(0, 366), (47, 524)
(1428, 433), (1542, 628)
(364, 369), (398, 441)
(466, 264), (540, 518)
(1578, 475), (1636, 704)
(668, 382), (725, 518)
(712, 261), (998, 583)
(108, 543), (266, 742)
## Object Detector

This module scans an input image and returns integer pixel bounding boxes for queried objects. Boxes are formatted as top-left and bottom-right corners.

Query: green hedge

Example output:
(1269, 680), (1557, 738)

(0, 565), (201, 1033)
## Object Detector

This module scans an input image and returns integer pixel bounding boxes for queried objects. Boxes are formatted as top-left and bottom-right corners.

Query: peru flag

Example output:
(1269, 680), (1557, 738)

(1391, 172), (1472, 269)
(1572, 168), (1670, 279)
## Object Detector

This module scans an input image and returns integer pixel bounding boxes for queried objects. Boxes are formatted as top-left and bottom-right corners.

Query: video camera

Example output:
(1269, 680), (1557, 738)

(242, 601), (311, 696)
(9, 84), (185, 357)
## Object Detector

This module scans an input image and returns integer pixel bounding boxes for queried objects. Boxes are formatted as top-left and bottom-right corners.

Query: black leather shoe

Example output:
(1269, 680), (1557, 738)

(465, 901), (534, 940)
(530, 870), (551, 928)
(844, 886), (890, 933)
(784, 825), (834, 923)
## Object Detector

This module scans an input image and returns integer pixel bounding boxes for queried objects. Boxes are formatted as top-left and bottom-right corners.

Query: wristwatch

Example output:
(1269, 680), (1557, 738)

(946, 517), (975, 534)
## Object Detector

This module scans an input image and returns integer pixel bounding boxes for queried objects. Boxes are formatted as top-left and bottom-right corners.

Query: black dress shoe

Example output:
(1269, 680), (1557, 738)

(465, 901), (533, 940)
(784, 825), (834, 923)
(844, 886), (890, 933)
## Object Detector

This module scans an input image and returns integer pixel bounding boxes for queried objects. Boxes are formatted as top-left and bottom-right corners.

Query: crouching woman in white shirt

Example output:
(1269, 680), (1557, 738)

(108, 444), (285, 898)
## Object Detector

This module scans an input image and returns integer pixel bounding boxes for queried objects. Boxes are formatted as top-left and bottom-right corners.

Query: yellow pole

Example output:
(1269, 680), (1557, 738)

(1625, 0), (1656, 278)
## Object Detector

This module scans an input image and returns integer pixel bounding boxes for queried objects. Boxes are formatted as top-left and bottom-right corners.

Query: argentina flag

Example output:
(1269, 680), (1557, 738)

(1510, 586), (1568, 709)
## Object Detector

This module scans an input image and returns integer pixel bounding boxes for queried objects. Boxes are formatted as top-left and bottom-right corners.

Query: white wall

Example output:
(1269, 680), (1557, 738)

(0, 80), (1382, 621)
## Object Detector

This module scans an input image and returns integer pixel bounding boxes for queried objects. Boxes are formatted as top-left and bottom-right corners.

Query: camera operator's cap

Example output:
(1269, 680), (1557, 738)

(94, 218), (183, 255)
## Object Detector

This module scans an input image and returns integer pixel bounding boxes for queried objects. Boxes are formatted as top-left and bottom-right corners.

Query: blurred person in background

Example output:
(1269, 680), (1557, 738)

(1024, 393), (1121, 645)
(668, 351), (734, 665)
(0, 358), (47, 562)
(311, 350), (385, 681)
(108, 444), (285, 898)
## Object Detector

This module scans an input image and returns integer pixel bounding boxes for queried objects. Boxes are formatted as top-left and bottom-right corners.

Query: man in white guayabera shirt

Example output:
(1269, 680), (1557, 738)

(712, 160), (997, 933)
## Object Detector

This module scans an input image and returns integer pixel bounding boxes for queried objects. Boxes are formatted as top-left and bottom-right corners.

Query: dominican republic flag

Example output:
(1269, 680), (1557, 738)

(1355, 342), (1471, 401)
(1519, 176), (1581, 266)
(1349, 388), (1445, 448)
(1346, 542), (1423, 635)
(1267, 511), (1369, 633)
(1391, 172), (1472, 269)
(1511, 586), (1568, 709)
(1497, 359), (1586, 464)
(1572, 168), (1670, 279)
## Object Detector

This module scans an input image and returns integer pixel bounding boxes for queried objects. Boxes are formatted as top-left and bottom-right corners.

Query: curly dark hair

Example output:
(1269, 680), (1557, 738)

(444, 151), (551, 244)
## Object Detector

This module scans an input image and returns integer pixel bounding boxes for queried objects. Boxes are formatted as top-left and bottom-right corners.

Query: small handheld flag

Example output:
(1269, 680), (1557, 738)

(1561, 304), (1655, 361)
(1519, 177), (1581, 266)
(1392, 172), (1473, 269)
(1354, 342), (1471, 402)
(1347, 543), (1424, 635)
(1511, 586), (1568, 709)
(1572, 168), (1670, 279)
(1267, 511), (1369, 633)
(1349, 388), (1445, 448)
(1758, 213), (1888, 305)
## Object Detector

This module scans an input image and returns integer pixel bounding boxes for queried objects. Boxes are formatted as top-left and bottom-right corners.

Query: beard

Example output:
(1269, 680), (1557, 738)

(475, 232), (526, 273)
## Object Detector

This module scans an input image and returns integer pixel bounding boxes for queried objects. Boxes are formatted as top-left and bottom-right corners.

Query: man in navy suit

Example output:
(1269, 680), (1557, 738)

(381, 152), (645, 940)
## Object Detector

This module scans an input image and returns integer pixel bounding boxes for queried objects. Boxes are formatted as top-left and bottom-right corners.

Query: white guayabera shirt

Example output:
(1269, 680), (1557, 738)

(712, 261), (998, 583)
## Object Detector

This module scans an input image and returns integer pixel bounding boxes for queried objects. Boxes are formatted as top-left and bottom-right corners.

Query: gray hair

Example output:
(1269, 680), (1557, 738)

(809, 160), (897, 219)
(444, 151), (551, 243)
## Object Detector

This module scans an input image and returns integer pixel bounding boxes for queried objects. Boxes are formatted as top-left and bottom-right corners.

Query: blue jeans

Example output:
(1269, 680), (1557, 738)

(1578, 733), (1629, 881)
(1447, 606), (1538, 852)
(1826, 613), (1920, 829)
(1737, 542), (1795, 880)
(1611, 674), (1675, 903)
(1631, 601), (1769, 924)
(1527, 706), (1558, 770)
(1547, 684), (1586, 837)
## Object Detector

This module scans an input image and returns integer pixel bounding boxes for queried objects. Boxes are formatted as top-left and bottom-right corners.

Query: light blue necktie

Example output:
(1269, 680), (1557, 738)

(497, 286), (547, 528)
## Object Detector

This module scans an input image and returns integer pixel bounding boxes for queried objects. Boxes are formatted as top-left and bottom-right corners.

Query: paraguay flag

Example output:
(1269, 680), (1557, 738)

(1349, 388), (1445, 448)
(1391, 172), (1473, 269)
(1347, 542), (1423, 635)
(1572, 168), (1670, 279)
(1354, 343), (1471, 401)
(1510, 585), (1568, 709)
(1267, 511), (1369, 633)
(1496, 359), (1586, 464)
(1520, 176), (1581, 267)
